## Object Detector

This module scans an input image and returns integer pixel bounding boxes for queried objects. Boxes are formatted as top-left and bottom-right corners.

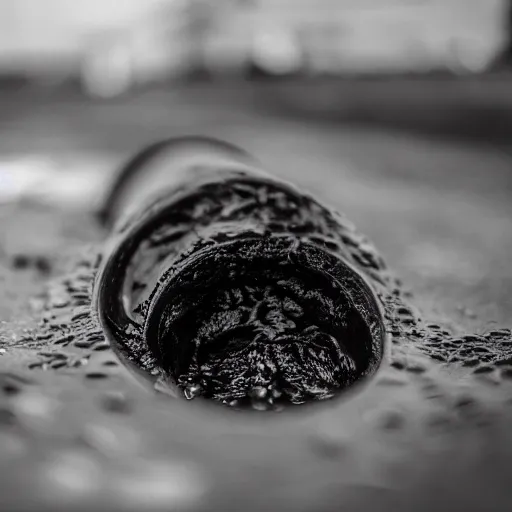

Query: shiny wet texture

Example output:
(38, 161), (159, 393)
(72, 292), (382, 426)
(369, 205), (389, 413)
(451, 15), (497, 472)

(93, 157), (384, 408)
(149, 240), (376, 407)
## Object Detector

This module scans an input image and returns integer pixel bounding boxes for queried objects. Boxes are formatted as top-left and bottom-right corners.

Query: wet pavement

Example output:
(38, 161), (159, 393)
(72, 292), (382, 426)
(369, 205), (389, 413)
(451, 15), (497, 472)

(0, 82), (511, 510)
(2, 82), (511, 325)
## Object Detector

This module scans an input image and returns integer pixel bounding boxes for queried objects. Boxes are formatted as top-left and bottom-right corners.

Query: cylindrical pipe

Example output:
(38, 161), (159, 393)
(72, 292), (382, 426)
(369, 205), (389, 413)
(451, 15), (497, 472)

(94, 137), (384, 409)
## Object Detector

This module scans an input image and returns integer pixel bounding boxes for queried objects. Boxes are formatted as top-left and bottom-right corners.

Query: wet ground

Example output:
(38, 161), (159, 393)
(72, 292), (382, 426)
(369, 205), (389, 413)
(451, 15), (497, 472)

(0, 80), (511, 510)
(2, 80), (512, 326)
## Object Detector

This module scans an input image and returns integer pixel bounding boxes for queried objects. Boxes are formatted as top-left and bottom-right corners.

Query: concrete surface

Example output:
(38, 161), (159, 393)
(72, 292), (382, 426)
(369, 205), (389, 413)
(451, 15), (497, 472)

(0, 82), (511, 510)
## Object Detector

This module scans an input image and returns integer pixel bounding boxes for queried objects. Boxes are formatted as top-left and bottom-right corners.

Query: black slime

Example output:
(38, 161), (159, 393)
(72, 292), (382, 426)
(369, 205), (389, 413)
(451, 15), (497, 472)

(94, 141), (384, 409)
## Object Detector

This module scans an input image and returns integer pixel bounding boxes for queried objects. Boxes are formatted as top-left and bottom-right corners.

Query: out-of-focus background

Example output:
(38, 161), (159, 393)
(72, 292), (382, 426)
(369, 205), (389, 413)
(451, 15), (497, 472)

(0, 0), (508, 86)
(1, 0), (512, 326)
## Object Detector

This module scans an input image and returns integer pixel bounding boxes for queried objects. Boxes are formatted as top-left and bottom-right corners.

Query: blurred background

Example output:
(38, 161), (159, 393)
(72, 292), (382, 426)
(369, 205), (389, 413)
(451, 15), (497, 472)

(0, 0), (509, 89)
(1, 0), (512, 326)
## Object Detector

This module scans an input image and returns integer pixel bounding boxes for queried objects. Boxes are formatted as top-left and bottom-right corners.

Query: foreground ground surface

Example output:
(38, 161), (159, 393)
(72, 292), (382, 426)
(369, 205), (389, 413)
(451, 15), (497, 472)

(0, 81), (511, 510)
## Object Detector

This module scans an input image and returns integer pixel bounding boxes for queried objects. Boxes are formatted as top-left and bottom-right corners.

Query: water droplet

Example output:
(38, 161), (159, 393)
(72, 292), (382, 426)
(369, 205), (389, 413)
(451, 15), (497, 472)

(52, 297), (70, 309)
(50, 360), (67, 370)
(92, 342), (110, 352)
(473, 365), (494, 375)
(53, 334), (75, 345)
(390, 360), (405, 370)
(406, 363), (427, 374)
(71, 307), (90, 322)
(73, 339), (94, 349)
(85, 372), (109, 380)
